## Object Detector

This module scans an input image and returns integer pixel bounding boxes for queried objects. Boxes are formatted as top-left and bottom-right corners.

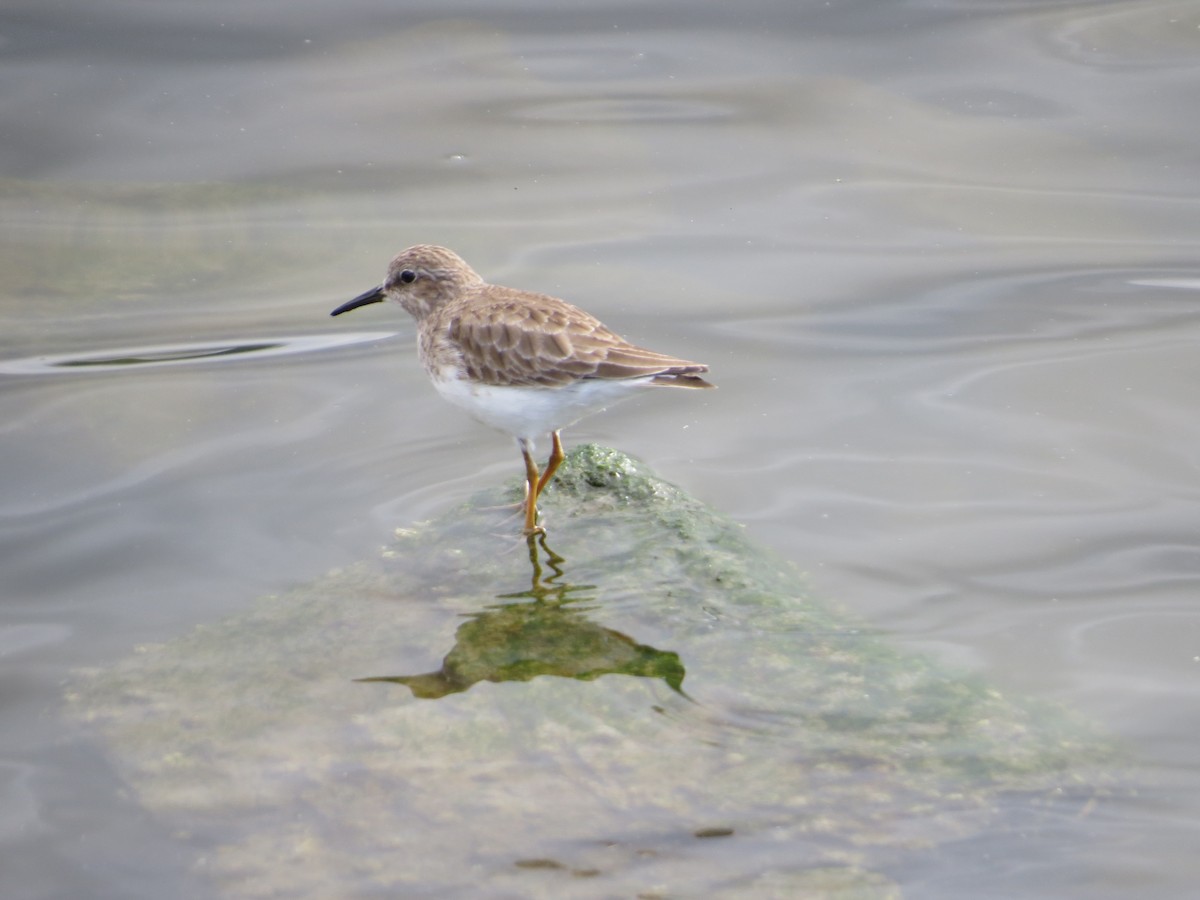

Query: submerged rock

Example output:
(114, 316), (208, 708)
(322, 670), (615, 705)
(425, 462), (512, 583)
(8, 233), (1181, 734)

(68, 445), (1116, 898)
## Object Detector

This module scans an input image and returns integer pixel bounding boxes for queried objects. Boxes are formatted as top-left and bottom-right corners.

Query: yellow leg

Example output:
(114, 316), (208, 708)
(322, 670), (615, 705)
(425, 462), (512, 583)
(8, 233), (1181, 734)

(520, 443), (543, 535)
(536, 430), (565, 497)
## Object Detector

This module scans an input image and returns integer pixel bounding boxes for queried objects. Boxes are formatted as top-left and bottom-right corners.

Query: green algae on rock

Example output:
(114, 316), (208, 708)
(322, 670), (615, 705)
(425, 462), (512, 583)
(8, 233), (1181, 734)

(67, 445), (1117, 898)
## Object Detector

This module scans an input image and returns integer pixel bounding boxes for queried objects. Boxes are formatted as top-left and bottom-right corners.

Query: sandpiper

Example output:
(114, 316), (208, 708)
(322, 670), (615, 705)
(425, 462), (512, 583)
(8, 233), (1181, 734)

(331, 245), (714, 535)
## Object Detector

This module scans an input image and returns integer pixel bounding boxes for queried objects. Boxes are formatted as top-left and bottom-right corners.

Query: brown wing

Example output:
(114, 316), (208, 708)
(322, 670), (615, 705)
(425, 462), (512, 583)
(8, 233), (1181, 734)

(445, 287), (713, 389)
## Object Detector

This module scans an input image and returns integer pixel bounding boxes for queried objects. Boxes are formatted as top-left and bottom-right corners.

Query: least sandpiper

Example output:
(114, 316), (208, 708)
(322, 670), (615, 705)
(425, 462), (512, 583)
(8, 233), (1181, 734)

(331, 245), (714, 534)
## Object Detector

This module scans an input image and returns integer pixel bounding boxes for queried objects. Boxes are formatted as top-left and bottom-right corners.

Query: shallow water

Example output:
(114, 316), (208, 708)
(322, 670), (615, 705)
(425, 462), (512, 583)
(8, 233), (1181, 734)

(3, 1), (1199, 897)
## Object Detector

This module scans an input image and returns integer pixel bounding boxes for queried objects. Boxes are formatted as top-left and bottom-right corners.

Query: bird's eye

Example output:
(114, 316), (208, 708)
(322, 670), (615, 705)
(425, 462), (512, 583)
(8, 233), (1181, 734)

(399, 270), (417, 284)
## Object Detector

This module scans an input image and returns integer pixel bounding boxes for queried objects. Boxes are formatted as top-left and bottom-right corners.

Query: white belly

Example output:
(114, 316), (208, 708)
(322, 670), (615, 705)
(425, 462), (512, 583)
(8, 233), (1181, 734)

(431, 373), (649, 442)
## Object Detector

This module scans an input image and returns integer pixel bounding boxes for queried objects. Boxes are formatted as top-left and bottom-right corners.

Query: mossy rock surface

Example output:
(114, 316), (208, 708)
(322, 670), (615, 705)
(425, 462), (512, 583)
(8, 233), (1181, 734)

(68, 445), (1117, 898)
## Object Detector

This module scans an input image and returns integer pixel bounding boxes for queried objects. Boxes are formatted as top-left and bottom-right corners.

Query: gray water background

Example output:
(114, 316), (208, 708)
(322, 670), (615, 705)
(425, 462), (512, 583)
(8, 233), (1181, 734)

(2, 1), (1199, 896)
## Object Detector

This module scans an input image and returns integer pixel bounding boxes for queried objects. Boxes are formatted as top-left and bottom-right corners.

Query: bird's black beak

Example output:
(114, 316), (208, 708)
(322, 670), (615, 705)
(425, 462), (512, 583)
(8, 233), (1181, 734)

(330, 286), (386, 317)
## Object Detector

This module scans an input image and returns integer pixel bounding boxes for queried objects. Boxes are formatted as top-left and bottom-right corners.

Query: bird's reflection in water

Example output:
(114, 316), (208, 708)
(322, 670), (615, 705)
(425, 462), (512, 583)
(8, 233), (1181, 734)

(358, 534), (685, 699)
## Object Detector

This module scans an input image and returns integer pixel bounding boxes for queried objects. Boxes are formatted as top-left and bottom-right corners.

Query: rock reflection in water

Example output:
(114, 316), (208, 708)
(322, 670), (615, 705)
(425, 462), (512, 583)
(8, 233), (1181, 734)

(358, 534), (685, 698)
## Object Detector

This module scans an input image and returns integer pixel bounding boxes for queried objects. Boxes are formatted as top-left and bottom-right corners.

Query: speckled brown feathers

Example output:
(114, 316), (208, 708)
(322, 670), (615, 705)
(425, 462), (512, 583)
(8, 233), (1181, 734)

(437, 285), (712, 389)
(352, 244), (711, 391)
